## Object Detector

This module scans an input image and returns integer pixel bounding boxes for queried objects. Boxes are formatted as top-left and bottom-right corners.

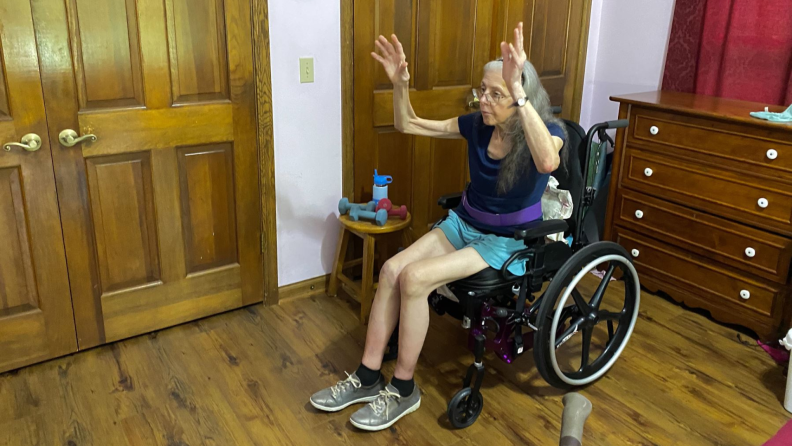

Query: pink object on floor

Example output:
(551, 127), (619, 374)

(589, 270), (616, 281)
(764, 420), (792, 446)
(759, 340), (791, 365)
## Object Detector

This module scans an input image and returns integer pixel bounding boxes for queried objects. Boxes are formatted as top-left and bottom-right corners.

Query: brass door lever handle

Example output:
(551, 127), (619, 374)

(59, 129), (97, 147)
(3, 134), (42, 152)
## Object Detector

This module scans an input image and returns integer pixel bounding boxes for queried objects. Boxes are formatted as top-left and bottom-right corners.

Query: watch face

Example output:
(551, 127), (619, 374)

(516, 97), (526, 107)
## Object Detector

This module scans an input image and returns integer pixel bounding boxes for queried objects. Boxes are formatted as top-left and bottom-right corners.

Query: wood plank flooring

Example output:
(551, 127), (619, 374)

(0, 282), (788, 445)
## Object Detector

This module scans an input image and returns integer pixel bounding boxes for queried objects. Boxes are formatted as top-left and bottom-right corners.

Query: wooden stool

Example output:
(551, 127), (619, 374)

(328, 213), (411, 324)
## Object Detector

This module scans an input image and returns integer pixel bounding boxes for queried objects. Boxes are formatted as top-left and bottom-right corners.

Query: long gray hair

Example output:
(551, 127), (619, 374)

(483, 59), (568, 194)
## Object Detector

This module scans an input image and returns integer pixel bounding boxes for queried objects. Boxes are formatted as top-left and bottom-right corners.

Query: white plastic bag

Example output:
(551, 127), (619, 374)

(541, 176), (573, 242)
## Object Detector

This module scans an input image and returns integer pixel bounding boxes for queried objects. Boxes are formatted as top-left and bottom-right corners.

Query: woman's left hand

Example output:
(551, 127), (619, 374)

(500, 22), (527, 98)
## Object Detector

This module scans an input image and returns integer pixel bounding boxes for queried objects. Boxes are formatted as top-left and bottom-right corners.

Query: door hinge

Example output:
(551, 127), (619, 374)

(260, 233), (265, 254)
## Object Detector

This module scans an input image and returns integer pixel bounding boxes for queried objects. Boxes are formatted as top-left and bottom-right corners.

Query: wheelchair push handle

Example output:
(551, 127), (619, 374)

(604, 119), (629, 129)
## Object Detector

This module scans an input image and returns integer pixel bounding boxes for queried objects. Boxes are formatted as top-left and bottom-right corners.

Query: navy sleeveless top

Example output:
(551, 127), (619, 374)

(455, 112), (566, 236)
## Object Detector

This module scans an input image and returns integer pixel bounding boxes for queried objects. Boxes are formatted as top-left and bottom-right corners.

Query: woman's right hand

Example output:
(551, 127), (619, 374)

(371, 35), (410, 86)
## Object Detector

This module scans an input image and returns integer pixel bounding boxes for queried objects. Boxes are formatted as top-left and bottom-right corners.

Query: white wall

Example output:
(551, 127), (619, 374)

(579, 0), (676, 129)
(269, 0), (342, 286)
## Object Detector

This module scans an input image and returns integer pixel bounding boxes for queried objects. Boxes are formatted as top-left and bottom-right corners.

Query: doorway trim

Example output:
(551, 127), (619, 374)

(339, 0), (593, 202)
(252, 0), (280, 304)
(570, 0), (593, 121)
(341, 0), (355, 200)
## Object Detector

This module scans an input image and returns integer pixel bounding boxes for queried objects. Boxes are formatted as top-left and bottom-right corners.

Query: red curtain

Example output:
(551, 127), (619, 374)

(663, 0), (792, 105)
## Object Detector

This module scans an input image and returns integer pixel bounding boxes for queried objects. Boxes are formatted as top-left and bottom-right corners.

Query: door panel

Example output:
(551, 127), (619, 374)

(67, 0), (145, 109)
(375, 130), (414, 210)
(0, 169), (37, 312)
(414, 0), (477, 89)
(354, 0), (588, 237)
(494, 0), (586, 113)
(165, 0), (229, 103)
(0, 0), (77, 373)
(0, 64), (9, 119)
(84, 152), (161, 293)
(177, 144), (238, 274)
(33, 0), (263, 347)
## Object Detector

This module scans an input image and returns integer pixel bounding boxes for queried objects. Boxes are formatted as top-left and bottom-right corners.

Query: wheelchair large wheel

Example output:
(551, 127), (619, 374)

(447, 387), (483, 429)
(533, 242), (640, 389)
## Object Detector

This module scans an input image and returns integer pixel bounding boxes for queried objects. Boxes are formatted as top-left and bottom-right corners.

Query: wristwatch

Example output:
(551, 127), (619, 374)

(512, 97), (527, 108)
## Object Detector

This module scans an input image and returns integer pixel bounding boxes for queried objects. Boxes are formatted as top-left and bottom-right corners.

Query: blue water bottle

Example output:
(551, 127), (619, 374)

(372, 170), (392, 204)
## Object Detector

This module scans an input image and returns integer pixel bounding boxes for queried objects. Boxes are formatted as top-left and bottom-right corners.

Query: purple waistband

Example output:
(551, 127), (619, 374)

(462, 191), (543, 227)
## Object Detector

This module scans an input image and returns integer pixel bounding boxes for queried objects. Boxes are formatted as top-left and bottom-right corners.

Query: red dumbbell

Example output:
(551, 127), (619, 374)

(388, 205), (408, 220)
(375, 198), (392, 212)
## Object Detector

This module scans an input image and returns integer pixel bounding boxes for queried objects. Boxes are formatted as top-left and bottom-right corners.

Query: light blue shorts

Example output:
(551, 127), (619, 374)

(435, 210), (529, 276)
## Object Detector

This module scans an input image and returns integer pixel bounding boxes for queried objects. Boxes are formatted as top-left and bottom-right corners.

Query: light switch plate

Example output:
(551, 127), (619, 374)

(299, 57), (314, 83)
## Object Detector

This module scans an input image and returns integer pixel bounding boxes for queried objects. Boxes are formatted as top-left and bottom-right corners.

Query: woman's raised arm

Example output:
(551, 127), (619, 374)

(371, 35), (463, 139)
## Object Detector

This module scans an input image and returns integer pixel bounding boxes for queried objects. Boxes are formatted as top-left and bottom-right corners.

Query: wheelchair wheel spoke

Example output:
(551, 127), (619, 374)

(555, 316), (585, 349)
(589, 263), (616, 310)
(571, 289), (589, 313)
(578, 327), (593, 372)
(597, 310), (622, 321)
(607, 320), (614, 345)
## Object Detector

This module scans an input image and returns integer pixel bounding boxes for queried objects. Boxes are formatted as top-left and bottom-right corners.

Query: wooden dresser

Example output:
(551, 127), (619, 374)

(605, 91), (792, 340)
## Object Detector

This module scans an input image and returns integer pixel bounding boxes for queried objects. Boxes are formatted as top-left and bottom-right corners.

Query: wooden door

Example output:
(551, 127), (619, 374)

(353, 0), (589, 237)
(31, 0), (264, 348)
(491, 0), (588, 117)
(0, 0), (77, 372)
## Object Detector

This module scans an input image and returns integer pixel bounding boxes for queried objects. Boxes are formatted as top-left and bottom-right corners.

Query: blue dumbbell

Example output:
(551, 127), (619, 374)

(338, 197), (376, 215)
(349, 207), (388, 226)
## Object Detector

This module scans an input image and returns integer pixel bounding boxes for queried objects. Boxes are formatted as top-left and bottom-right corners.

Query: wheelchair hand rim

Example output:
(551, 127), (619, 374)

(549, 253), (640, 386)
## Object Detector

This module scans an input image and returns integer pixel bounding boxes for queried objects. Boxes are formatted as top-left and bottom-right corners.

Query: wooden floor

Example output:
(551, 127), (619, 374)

(0, 284), (789, 445)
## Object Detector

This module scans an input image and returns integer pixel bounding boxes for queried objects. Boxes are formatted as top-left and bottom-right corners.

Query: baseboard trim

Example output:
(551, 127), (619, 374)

(278, 274), (330, 303)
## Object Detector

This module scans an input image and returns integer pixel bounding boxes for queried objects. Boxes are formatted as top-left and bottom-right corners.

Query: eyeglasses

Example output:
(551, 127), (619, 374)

(472, 88), (511, 104)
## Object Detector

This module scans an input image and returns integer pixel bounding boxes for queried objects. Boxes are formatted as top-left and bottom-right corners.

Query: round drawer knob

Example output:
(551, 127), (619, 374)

(745, 247), (756, 258)
(635, 210), (644, 219)
(631, 249), (640, 258)
(649, 126), (659, 135)
(644, 168), (653, 177)
(740, 290), (751, 300)
(758, 198), (769, 208)
(767, 149), (778, 160)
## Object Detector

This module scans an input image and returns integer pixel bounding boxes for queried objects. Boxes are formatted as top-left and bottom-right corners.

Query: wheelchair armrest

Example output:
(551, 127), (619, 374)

(514, 219), (568, 242)
(438, 192), (463, 210)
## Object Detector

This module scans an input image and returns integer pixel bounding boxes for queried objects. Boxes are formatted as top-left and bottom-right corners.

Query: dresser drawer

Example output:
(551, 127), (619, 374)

(621, 148), (792, 236)
(613, 228), (779, 317)
(615, 189), (792, 283)
(629, 107), (792, 176)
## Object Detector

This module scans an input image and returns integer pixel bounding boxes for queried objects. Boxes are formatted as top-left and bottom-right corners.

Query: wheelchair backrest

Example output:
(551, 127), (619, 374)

(552, 119), (587, 237)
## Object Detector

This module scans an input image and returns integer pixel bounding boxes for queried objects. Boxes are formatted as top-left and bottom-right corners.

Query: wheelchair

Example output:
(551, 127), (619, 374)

(387, 117), (641, 429)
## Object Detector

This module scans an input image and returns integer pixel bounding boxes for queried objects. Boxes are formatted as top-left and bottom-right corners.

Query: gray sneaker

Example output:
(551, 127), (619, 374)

(309, 372), (386, 412)
(349, 384), (421, 431)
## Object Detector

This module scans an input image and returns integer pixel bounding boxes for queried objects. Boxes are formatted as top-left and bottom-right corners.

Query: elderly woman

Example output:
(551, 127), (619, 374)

(310, 22), (567, 431)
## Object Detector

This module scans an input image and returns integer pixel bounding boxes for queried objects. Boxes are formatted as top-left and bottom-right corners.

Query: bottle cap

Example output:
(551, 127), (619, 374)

(374, 169), (393, 186)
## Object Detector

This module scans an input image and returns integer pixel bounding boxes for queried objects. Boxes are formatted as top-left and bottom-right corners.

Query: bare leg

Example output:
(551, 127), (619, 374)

(361, 229), (456, 371)
(393, 247), (489, 380)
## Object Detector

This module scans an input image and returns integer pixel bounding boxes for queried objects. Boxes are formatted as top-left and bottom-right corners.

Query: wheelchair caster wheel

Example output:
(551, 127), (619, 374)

(447, 387), (483, 429)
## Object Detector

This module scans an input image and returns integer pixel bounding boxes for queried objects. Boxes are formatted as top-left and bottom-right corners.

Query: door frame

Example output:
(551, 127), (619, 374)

(339, 0), (593, 201)
(252, 0), (279, 305)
